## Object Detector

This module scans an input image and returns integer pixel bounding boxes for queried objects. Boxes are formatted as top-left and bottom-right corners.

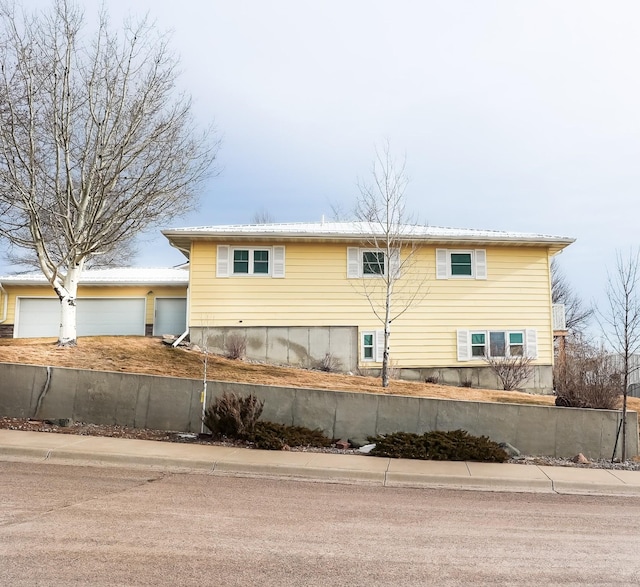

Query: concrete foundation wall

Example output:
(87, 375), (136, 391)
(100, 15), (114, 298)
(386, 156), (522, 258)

(0, 363), (636, 459)
(368, 365), (555, 395)
(190, 326), (358, 372)
(190, 325), (554, 394)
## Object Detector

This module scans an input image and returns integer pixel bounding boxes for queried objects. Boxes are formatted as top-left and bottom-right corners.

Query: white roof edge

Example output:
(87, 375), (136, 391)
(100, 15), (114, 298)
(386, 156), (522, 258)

(0, 267), (189, 285)
(162, 221), (575, 244)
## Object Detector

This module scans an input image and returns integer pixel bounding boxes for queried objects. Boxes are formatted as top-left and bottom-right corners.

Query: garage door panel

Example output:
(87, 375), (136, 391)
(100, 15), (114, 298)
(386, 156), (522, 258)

(154, 298), (187, 336)
(16, 298), (145, 338)
(77, 299), (145, 336)
(16, 299), (60, 338)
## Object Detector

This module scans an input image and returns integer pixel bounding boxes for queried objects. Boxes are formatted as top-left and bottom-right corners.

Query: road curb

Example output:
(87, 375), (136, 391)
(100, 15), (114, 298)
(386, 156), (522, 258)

(384, 472), (556, 493)
(2, 429), (640, 497)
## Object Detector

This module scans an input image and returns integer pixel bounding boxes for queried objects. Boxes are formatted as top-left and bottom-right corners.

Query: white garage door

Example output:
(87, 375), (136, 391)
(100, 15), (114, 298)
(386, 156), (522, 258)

(16, 299), (60, 338)
(16, 298), (146, 338)
(153, 298), (187, 336)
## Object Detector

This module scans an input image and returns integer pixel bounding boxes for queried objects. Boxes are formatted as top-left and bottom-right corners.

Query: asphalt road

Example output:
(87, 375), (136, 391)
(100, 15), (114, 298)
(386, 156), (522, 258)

(1, 461), (640, 586)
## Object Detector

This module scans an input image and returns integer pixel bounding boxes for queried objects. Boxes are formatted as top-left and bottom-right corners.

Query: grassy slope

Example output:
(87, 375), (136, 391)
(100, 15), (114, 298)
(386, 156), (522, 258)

(1, 336), (638, 411)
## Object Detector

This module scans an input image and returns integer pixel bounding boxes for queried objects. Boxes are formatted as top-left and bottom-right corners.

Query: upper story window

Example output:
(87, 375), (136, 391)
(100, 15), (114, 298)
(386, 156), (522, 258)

(217, 245), (285, 278)
(233, 248), (270, 275)
(436, 249), (487, 280)
(347, 247), (399, 279)
(362, 250), (385, 276)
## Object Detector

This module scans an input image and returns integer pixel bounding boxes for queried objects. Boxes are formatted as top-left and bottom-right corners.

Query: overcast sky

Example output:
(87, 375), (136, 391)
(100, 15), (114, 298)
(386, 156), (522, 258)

(7, 1), (640, 317)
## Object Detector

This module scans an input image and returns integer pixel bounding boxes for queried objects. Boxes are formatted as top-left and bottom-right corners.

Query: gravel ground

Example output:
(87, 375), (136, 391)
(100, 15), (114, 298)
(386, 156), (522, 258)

(2, 417), (639, 469)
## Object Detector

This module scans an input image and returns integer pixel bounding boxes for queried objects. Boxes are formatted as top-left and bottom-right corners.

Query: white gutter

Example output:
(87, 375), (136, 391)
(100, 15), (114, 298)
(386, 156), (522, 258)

(0, 282), (7, 323)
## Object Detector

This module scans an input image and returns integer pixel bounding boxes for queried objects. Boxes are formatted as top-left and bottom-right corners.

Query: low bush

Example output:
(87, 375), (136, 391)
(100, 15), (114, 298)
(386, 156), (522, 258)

(554, 338), (621, 410)
(250, 421), (332, 450)
(225, 333), (247, 360)
(368, 429), (508, 463)
(485, 355), (533, 391)
(203, 392), (264, 437)
(202, 392), (332, 450)
(317, 353), (342, 372)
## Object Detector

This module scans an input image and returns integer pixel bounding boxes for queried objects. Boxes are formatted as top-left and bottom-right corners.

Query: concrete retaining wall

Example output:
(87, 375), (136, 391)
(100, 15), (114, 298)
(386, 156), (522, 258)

(0, 363), (636, 459)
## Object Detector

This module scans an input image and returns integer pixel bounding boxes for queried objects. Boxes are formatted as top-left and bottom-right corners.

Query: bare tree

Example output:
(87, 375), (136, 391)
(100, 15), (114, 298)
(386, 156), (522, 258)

(0, 0), (217, 346)
(553, 335), (621, 410)
(598, 250), (640, 461)
(354, 142), (427, 388)
(551, 258), (593, 335)
(251, 209), (274, 224)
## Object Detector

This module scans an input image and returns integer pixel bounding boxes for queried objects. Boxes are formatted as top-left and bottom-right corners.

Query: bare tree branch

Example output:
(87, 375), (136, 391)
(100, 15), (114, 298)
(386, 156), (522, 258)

(250, 209), (274, 224)
(597, 249), (640, 461)
(551, 258), (593, 335)
(354, 141), (428, 388)
(0, 0), (218, 346)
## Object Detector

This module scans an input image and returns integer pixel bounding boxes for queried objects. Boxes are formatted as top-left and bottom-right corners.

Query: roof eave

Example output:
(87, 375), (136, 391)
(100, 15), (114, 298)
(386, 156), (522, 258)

(162, 229), (576, 250)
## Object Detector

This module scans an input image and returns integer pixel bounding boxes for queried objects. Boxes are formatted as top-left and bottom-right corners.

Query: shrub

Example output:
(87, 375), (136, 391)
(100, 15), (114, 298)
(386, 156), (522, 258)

(203, 392), (264, 437)
(554, 338), (621, 410)
(225, 333), (247, 360)
(368, 429), (508, 463)
(317, 353), (342, 372)
(424, 375), (439, 385)
(485, 355), (533, 391)
(250, 421), (332, 450)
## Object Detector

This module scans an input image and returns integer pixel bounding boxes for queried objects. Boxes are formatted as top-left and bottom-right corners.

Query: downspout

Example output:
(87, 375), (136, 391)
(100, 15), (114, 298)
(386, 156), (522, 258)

(0, 283), (7, 324)
(172, 283), (190, 347)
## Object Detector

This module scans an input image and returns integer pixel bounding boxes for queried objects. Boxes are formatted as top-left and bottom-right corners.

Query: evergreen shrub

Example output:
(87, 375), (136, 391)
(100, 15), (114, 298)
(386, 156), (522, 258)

(368, 429), (508, 462)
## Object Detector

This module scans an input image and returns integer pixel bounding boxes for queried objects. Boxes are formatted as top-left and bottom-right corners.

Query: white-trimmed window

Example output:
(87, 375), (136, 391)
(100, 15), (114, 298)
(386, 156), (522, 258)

(457, 329), (537, 361)
(361, 330), (384, 362)
(217, 245), (285, 278)
(436, 249), (487, 280)
(348, 248), (400, 279)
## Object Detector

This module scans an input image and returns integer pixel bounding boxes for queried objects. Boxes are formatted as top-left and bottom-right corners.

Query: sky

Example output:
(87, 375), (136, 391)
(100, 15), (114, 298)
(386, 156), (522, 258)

(5, 0), (640, 319)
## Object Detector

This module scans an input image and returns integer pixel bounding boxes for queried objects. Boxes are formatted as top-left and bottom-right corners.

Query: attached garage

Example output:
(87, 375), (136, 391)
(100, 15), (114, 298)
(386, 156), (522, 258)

(16, 298), (146, 338)
(0, 267), (189, 339)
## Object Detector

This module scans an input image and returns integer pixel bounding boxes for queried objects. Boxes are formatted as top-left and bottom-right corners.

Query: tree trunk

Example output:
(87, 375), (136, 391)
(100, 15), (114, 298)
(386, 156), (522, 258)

(622, 368), (628, 461)
(57, 265), (81, 347)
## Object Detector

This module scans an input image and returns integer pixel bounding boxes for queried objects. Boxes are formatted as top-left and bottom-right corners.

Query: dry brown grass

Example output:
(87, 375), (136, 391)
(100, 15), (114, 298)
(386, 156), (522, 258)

(1, 336), (639, 411)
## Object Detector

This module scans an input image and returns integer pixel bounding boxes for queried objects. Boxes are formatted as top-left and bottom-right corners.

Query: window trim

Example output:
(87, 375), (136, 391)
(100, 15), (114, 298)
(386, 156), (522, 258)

(361, 249), (386, 277)
(361, 329), (384, 362)
(232, 247), (272, 276)
(347, 247), (400, 279)
(457, 328), (537, 361)
(436, 248), (487, 280)
(217, 245), (286, 278)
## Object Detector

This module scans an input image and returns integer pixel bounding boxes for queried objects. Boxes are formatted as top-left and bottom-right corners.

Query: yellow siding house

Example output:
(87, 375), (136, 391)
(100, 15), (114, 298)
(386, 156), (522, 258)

(163, 222), (574, 394)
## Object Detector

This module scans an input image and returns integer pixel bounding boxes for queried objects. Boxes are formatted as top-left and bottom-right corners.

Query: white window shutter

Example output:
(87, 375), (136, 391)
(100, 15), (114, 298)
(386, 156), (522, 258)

(216, 245), (230, 277)
(525, 329), (538, 359)
(436, 249), (448, 279)
(347, 247), (360, 278)
(375, 330), (385, 362)
(457, 329), (471, 361)
(475, 249), (487, 280)
(272, 246), (285, 278)
(389, 248), (401, 279)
